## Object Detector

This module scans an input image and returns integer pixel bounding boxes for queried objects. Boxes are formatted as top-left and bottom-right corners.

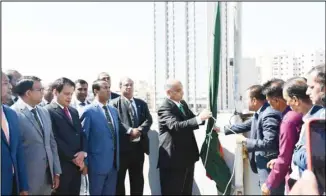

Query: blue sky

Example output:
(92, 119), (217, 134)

(2, 2), (325, 89)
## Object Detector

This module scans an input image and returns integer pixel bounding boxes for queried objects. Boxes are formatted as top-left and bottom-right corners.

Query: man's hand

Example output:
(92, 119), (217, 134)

(261, 183), (271, 195)
(82, 166), (88, 175)
(19, 191), (28, 195)
(130, 128), (141, 140)
(199, 109), (212, 121)
(73, 151), (85, 167)
(213, 125), (220, 133)
(52, 175), (60, 190)
(79, 161), (85, 171)
(267, 159), (277, 169)
(236, 134), (247, 143)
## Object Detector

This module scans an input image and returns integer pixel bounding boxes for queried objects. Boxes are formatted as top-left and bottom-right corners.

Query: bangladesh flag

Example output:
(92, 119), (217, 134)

(200, 2), (232, 195)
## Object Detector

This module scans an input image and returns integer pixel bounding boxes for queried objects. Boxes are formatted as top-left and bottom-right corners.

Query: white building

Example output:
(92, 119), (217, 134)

(153, 2), (210, 112)
(260, 50), (325, 82)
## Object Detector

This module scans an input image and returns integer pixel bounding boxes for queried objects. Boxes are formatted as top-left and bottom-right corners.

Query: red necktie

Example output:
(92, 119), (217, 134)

(63, 107), (72, 121)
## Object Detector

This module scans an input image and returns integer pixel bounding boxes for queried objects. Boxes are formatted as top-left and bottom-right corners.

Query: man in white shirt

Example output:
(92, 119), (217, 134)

(70, 79), (91, 195)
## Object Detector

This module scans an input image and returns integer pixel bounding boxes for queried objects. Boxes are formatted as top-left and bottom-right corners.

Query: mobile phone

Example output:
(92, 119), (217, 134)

(306, 118), (325, 192)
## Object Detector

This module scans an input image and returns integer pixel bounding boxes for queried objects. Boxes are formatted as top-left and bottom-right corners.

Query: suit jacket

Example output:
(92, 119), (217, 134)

(110, 97), (153, 154)
(225, 102), (282, 173)
(11, 101), (62, 193)
(1, 105), (29, 195)
(110, 92), (120, 100)
(81, 102), (123, 174)
(45, 103), (87, 164)
(157, 98), (205, 169)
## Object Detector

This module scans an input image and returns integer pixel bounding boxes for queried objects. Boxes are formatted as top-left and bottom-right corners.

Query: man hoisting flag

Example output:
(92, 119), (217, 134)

(200, 2), (232, 195)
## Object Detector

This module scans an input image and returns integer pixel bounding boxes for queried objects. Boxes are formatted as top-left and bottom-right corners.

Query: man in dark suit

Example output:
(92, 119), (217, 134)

(97, 72), (120, 100)
(81, 79), (123, 195)
(110, 77), (153, 195)
(221, 85), (282, 195)
(1, 72), (29, 195)
(157, 79), (211, 195)
(45, 77), (87, 195)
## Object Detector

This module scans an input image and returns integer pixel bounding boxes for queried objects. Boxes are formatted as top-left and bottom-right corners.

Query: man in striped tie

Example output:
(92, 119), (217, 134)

(81, 79), (124, 195)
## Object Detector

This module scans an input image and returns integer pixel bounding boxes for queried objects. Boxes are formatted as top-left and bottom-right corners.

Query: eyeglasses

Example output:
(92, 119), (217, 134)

(32, 88), (44, 92)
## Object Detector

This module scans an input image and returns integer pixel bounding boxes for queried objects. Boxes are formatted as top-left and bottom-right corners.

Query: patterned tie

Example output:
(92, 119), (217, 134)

(102, 106), (116, 149)
(31, 109), (45, 136)
(63, 107), (72, 122)
(178, 104), (186, 115)
(1, 109), (10, 143)
(129, 100), (139, 128)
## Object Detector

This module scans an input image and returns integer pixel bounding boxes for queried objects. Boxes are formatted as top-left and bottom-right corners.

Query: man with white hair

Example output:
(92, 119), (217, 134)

(157, 79), (211, 195)
(306, 63), (325, 108)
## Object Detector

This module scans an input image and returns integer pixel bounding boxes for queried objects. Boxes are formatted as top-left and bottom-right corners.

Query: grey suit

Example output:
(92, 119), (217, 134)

(11, 101), (62, 195)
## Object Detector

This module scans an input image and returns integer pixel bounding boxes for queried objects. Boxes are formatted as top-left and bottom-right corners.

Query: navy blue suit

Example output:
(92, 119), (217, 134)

(81, 102), (123, 195)
(225, 102), (283, 194)
(1, 105), (29, 195)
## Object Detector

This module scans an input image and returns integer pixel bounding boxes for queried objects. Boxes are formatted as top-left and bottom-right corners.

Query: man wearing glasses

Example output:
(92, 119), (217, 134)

(11, 76), (62, 195)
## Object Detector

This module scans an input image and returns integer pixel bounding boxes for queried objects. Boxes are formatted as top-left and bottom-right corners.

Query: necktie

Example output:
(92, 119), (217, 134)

(63, 107), (72, 122)
(129, 100), (139, 128)
(2, 109), (10, 143)
(80, 102), (86, 106)
(102, 106), (116, 149)
(179, 104), (186, 115)
(31, 108), (45, 136)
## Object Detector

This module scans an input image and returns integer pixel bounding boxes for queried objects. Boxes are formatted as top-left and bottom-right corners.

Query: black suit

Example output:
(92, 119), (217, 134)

(111, 92), (120, 100)
(45, 103), (87, 195)
(110, 97), (152, 195)
(157, 98), (204, 195)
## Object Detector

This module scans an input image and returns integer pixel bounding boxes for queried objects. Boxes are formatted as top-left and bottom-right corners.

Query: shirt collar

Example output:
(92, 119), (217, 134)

(53, 98), (65, 109)
(42, 98), (50, 104)
(94, 99), (108, 108)
(122, 96), (135, 103)
(303, 105), (323, 122)
(18, 97), (36, 111)
(168, 98), (181, 107)
(75, 98), (88, 105)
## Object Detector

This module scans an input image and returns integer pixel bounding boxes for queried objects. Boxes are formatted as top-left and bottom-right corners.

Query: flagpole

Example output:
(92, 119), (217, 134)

(233, 2), (244, 195)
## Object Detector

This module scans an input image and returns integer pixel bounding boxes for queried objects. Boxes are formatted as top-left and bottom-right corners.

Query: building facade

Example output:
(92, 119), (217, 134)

(153, 2), (210, 112)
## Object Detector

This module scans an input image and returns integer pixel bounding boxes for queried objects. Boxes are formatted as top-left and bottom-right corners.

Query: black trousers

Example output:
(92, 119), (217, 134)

(116, 144), (145, 195)
(159, 164), (195, 195)
(54, 161), (81, 195)
(12, 175), (17, 195)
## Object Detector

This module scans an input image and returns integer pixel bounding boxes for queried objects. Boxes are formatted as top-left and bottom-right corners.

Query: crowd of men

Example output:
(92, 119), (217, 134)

(218, 63), (325, 195)
(1, 63), (325, 196)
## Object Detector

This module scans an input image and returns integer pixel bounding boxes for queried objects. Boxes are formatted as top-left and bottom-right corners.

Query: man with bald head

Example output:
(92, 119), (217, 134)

(1, 72), (29, 195)
(110, 77), (153, 195)
(157, 79), (211, 195)
(5, 69), (22, 106)
(97, 72), (120, 101)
